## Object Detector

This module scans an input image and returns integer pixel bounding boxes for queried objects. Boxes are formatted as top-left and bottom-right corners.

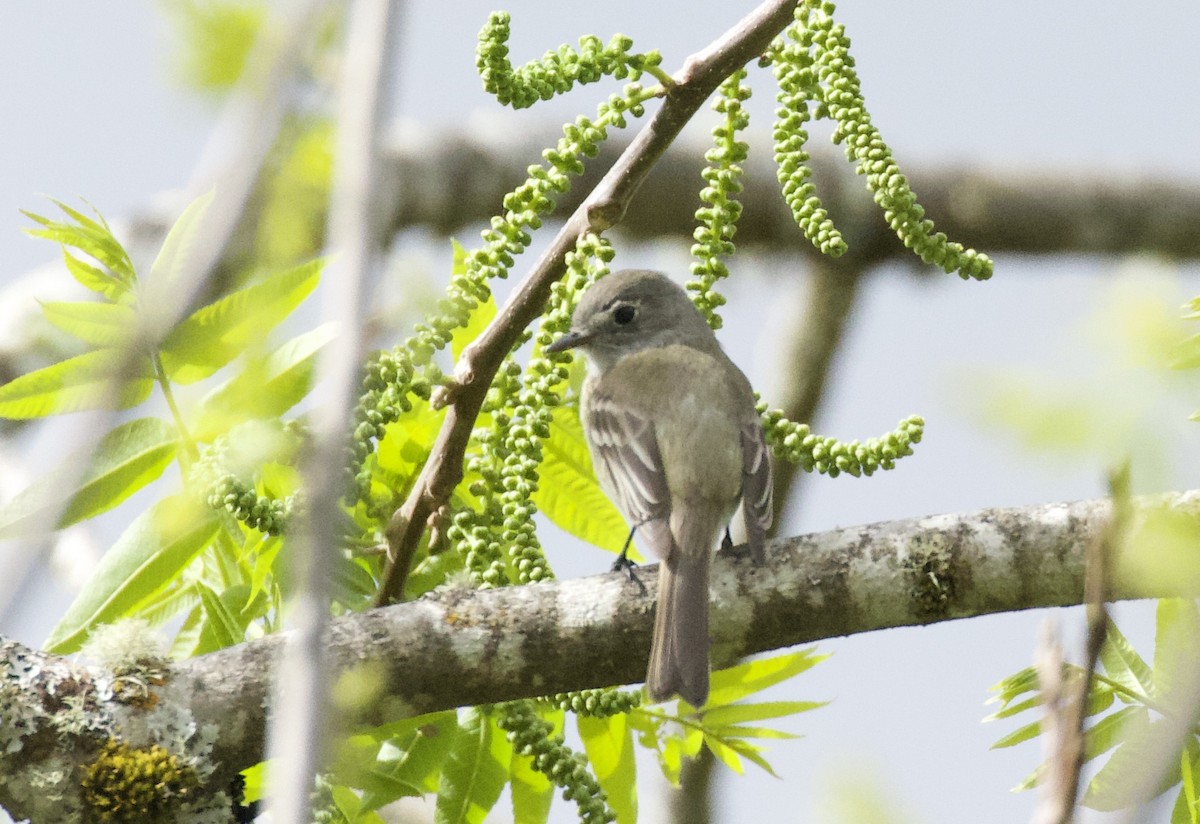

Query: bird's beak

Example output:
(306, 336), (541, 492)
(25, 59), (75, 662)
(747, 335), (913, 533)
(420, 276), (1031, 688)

(544, 330), (591, 354)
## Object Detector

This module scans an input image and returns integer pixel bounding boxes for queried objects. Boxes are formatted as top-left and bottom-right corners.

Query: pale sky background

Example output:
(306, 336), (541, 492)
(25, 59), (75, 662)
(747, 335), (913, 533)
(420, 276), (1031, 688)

(2, 2), (1200, 823)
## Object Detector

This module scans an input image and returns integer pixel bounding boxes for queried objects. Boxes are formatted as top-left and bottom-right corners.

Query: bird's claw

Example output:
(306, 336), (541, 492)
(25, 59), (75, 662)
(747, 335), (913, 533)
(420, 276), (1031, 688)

(612, 552), (647, 594)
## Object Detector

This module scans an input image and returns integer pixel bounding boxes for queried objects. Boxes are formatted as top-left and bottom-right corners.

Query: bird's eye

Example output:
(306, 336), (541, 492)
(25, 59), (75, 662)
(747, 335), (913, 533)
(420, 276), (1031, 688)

(613, 304), (636, 325)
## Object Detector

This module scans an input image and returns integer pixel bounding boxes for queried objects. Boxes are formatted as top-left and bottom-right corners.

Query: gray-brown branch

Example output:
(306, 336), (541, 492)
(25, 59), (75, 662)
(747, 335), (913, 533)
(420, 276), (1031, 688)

(375, 0), (808, 604)
(3, 491), (1197, 821)
(122, 128), (1200, 268)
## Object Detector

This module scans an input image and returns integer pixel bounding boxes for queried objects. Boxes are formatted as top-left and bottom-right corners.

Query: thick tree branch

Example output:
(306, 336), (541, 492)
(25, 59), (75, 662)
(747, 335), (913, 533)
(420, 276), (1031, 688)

(2, 488), (1188, 824)
(376, 0), (806, 604)
(383, 133), (1200, 260)
(193, 490), (1200, 785)
(122, 129), (1200, 267)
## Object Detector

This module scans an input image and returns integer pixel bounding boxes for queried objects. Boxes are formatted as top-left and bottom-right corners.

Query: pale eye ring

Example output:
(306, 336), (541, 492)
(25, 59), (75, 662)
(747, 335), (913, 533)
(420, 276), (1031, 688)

(613, 304), (636, 325)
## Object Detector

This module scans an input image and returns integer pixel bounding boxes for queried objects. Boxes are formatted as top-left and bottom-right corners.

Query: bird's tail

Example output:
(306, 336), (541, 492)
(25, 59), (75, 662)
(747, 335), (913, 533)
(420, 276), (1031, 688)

(645, 511), (717, 707)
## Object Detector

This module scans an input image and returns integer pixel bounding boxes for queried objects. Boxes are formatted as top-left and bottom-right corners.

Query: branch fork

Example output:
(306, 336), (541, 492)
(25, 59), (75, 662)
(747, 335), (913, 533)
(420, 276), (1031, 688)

(375, 0), (804, 605)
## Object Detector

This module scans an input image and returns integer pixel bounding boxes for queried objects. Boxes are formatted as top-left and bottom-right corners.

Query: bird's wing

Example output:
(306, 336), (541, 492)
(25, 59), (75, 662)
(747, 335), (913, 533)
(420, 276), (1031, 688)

(585, 392), (674, 559)
(740, 420), (773, 564)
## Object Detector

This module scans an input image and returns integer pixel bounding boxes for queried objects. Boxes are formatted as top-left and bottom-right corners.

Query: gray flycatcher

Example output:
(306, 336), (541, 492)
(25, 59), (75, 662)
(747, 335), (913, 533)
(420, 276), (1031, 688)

(545, 269), (772, 707)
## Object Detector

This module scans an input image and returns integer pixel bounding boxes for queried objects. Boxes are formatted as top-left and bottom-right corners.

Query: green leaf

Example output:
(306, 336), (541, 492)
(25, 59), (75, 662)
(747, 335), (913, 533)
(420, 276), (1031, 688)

(1083, 715), (1176, 811)
(1086, 685), (1116, 716)
(1013, 763), (1044, 793)
(389, 712), (465, 797)
(61, 250), (132, 303)
(990, 719), (1041, 750)
(0, 417), (177, 537)
(159, 259), (322, 384)
(350, 712), (458, 810)
(44, 496), (220, 653)
(147, 189), (215, 294)
(194, 582), (250, 653)
(193, 323), (335, 439)
(703, 733), (744, 775)
(702, 700), (826, 727)
(40, 300), (138, 347)
(0, 348), (154, 418)
(1173, 784), (1194, 824)
(253, 122), (333, 265)
(162, 0), (265, 91)
(579, 713), (637, 824)
(706, 648), (829, 708)
(659, 734), (683, 787)
(405, 549), (466, 600)
(707, 725), (799, 741)
(23, 202), (136, 294)
(169, 603), (205, 658)
(330, 783), (366, 823)
(1085, 706), (1147, 762)
(242, 761), (267, 804)
(246, 535), (284, 609)
(681, 725), (704, 759)
(511, 710), (559, 824)
(720, 736), (779, 778)
(1175, 744), (1200, 824)
(1174, 333), (1200, 370)
(435, 708), (513, 824)
(988, 665), (1042, 709)
(1100, 620), (1157, 702)
(376, 398), (445, 482)
(132, 583), (200, 630)
(534, 404), (633, 555)
(510, 755), (553, 824)
(1155, 599), (1200, 702)
(983, 694), (1041, 723)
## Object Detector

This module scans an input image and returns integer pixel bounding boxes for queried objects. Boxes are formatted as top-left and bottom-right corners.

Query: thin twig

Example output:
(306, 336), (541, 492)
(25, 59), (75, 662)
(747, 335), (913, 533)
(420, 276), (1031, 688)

(375, 0), (805, 605)
(263, 1), (401, 822)
(1033, 618), (1070, 824)
(1031, 465), (1124, 824)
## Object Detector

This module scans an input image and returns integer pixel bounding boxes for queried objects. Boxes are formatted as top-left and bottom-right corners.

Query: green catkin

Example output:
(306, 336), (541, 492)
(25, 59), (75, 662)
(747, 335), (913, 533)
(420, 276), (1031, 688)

(801, 0), (991, 279)
(347, 84), (654, 511)
(761, 402), (925, 478)
(194, 433), (299, 534)
(455, 234), (614, 589)
(768, 21), (847, 257)
(689, 69), (751, 329)
(535, 688), (643, 718)
(207, 475), (295, 535)
(476, 11), (662, 110)
(497, 700), (617, 823)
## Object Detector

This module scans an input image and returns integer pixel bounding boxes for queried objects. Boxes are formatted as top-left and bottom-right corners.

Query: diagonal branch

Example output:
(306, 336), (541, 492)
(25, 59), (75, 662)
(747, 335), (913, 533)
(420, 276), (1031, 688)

(376, 0), (806, 604)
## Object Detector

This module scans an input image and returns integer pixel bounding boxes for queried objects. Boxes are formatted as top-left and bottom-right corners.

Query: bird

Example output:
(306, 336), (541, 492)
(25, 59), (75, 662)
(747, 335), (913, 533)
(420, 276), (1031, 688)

(545, 269), (772, 707)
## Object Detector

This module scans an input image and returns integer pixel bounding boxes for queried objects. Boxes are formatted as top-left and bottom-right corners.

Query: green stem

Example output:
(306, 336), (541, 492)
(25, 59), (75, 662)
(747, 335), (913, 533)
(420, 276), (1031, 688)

(634, 706), (711, 735)
(645, 65), (676, 88)
(1089, 672), (1171, 717)
(151, 352), (199, 464)
(1086, 671), (1200, 737)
